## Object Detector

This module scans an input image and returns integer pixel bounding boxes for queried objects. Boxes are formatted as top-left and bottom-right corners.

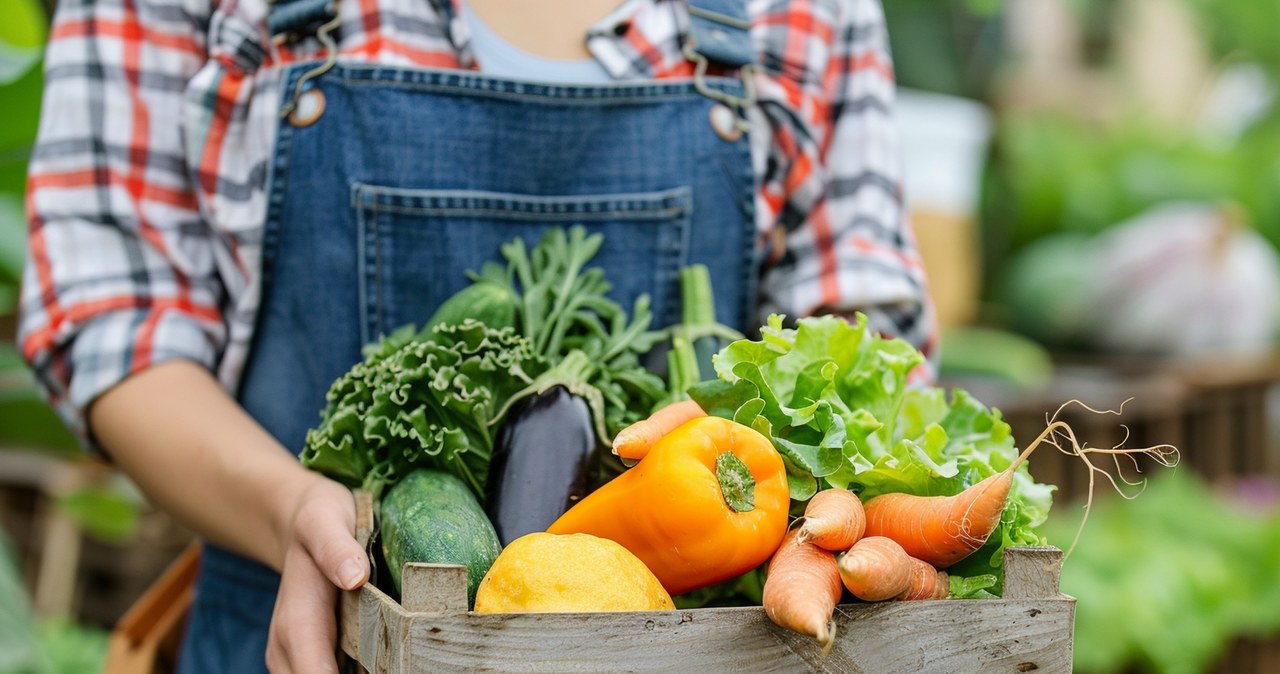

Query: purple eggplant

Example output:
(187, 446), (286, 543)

(484, 385), (597, 545)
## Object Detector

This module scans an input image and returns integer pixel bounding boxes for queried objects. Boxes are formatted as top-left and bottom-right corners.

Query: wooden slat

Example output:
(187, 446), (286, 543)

(102, 542), (200, 674)
(340, 541), (1074, 673)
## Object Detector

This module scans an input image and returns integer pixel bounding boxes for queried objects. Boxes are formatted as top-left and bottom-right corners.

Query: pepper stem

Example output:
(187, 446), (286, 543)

(716, 452), (756, 513)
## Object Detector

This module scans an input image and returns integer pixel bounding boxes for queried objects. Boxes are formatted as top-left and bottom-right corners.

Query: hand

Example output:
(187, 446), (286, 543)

(265, 476), (370, 673)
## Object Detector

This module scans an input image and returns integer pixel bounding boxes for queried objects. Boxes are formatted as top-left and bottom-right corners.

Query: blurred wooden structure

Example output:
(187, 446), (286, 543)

(102, 542), (198, 674)
(992, 350), (1280, 501)
(0, 451), (193, 627)
(981, 350), (1280, 674)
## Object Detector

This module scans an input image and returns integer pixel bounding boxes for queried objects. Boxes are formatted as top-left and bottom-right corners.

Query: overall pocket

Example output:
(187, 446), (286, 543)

(352, 184), (692, 343)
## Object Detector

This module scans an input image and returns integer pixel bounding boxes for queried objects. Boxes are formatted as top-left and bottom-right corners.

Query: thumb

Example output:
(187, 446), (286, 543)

(295, 494), (370, 591)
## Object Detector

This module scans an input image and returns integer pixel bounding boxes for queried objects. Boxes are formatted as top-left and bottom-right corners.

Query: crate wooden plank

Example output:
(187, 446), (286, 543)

(339, 547), (1073, 674)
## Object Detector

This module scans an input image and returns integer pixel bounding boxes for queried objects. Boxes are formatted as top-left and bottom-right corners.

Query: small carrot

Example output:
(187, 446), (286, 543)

(611, 399), (705, 462)
(863, 407), (1179, 568)
(836, 536), (913, 602)
(762, 529), (843, 652)
(796, 488), (865, 552)
(897, 556), (949, 601)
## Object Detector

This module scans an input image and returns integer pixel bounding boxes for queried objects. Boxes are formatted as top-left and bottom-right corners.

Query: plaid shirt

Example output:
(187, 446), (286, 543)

(20, 0), (936, 443)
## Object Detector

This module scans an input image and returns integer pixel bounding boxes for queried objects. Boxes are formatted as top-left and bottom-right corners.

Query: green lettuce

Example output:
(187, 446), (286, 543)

(688, 314), (1055, 594)
(300, 321), (539, 498)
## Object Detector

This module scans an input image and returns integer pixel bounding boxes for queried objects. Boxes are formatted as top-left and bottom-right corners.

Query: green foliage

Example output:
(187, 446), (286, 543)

(689, 314), (1056, 594)
(983, 112), (1280, 296)
(56, 486), (140, 543)
(883, 0), (1003, 99)
(1181, 0), (1280, 75)
(0, 530), (107, 674)
(303, 227), (669, 498)
(0, 531), (37, 673)
(0, 0), (45, 196)
(1045, 472), (1280, 674)
(302, 321), (540, 498)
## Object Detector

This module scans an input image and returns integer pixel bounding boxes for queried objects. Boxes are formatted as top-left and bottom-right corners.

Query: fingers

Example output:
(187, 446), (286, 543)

(266, 544), (341, 674)
(268, 477), (369, 673)
(294, 481), (370, 591)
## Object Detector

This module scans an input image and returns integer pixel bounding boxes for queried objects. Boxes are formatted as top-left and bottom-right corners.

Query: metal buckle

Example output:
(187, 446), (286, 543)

(280, 6), (342, 120)
(682, 42), (756, 132)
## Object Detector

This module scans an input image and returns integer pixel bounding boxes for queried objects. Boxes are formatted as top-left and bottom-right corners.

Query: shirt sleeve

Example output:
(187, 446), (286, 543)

(756, 0), (937, 370)
(18, 0), (226, 446)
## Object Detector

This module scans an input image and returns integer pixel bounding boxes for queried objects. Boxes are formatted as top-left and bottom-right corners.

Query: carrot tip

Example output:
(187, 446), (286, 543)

(818, 620), (837, 656)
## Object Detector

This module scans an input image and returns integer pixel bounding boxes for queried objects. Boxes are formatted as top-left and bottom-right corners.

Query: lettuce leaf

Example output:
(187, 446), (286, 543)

(300, 321), (539, 498)
(688, 314), (1055, 594)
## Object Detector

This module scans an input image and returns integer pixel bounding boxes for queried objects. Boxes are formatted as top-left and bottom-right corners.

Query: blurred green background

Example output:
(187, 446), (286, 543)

(3, 0), (1279, 672)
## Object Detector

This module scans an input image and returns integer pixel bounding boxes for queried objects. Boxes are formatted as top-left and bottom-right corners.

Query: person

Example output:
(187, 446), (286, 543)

(18, 0), (935, 671)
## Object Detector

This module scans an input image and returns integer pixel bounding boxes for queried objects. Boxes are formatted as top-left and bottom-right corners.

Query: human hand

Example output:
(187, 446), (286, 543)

(265, 475), (370, 673)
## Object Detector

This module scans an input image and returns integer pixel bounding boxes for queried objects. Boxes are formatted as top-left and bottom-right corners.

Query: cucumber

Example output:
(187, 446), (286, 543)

(423, 275), (517, 333)
(379, 469), (503, 607)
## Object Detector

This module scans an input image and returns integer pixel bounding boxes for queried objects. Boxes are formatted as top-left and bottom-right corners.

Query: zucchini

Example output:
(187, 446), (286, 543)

(379, 469), (503, 607)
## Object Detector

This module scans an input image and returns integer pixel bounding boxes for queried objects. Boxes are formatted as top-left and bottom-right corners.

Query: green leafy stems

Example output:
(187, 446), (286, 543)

(301, 226), (669, 500)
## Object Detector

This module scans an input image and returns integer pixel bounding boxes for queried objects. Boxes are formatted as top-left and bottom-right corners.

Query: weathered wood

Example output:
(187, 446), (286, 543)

(343, 588), (1073, 673)
(341, 550), (1073, 673)
(102, 542), (200, 674)
(1003, 547), (1064, 600)
(341, 490), (377, 662)
(339, 494), (1075, 674)
(400, 564), (468, 614)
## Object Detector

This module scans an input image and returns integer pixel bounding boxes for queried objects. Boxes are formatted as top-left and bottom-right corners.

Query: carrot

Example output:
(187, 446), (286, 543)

(836, 536), (913, 602)
(863, 405), (1179, 568)
(796, 488), (865, 551)
(762, 529), (843, 652)
(897, 556), (949, 601)
(611, 399), (705, 462)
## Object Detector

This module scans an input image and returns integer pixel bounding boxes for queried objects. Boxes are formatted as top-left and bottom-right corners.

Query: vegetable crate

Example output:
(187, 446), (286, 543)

(339, 494), (1075, 673)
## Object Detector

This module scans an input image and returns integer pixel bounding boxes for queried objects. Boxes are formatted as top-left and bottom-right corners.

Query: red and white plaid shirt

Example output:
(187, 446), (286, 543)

(20, 0), (936, 443)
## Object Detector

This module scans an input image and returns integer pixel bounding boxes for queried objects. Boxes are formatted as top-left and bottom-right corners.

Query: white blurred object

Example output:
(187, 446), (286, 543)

(1198, 63), (1277, 144)
(1089, 202), (1280, 356)
(897, 89), (992, 215)
(897, 89), (992, 327)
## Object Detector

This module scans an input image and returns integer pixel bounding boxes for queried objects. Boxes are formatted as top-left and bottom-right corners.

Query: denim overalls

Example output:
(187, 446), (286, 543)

(178, 1), (759, 670)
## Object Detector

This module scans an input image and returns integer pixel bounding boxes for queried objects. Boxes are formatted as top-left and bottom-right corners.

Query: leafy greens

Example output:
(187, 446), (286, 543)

(689, 313), (1056, 593)
(300, 227), (667, 499)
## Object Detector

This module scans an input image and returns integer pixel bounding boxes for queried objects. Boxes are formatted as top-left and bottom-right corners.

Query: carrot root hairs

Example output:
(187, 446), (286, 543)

(864, 399), (1179, 568)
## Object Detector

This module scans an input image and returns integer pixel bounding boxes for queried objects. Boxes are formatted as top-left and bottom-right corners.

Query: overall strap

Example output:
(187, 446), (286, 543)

(267, 0), (337, 40)
(265, 0), (753, 68)
(684, 0), (753, 69)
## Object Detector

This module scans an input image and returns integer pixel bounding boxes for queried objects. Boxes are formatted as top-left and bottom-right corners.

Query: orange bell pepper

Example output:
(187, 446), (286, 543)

(547, 415), (789, 596)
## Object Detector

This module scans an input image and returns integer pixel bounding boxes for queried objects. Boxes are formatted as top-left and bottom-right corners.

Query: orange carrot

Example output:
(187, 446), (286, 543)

(836, 536), (913, 602)
(611, 400), (706, 462)
(897, 556), (949, 601)
(796, 488), (865, 552)
(863, 413), (1178, 568)
(762, 529), (843, 652)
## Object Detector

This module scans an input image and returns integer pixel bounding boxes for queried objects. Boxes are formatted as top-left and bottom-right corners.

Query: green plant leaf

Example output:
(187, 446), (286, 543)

(0, 193), (27, 284)
(0, 0), (45, 100)
(0, 529), (39, 672)
(56, 486), (141, 543)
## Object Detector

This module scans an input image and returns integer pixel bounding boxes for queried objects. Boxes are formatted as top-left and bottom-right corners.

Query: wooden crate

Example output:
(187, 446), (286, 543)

(339, 493), (1075, 673)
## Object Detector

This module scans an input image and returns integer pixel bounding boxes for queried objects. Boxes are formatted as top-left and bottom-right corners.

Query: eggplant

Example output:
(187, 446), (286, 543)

(484, 385), (597, 546)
